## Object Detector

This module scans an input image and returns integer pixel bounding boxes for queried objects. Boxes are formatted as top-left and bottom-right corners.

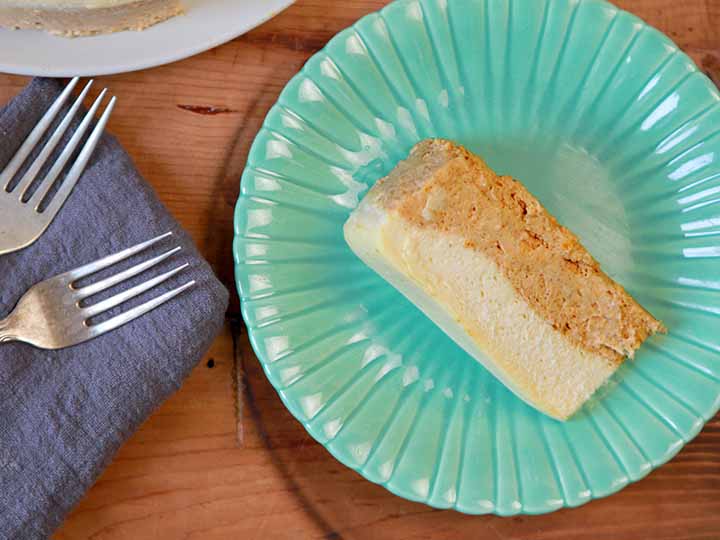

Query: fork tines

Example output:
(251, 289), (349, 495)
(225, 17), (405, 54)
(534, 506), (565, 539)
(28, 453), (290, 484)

(0, 77), (116, 212)
(69, 232), (196, 338)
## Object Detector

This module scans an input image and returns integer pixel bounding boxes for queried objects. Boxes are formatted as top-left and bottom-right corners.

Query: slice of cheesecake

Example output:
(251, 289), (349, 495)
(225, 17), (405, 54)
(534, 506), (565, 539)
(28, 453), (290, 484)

(0, 0), (183, 36)
(344, 139), (664, 420)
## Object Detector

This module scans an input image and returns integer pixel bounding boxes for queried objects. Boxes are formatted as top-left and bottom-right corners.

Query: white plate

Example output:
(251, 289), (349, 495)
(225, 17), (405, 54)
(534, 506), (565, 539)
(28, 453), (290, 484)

(0, 0), (294, 76)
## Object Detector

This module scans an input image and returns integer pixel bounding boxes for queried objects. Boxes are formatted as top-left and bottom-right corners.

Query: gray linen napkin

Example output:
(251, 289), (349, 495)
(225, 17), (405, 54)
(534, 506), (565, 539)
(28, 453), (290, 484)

(0, 78), (229, 539)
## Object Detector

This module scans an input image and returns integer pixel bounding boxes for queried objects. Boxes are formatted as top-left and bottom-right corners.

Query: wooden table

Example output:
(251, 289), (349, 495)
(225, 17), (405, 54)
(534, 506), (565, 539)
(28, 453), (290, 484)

(1, 1), (719, 538)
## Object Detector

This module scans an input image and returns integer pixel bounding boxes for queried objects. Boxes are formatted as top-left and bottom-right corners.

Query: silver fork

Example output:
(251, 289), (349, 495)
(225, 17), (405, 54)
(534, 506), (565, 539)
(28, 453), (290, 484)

(0, 233), (195, 350)
(0, 77), (116, 256)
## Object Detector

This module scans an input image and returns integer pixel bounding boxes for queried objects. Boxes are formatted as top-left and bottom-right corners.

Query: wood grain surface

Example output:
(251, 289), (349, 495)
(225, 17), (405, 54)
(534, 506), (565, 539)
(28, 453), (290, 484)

(0, 0), (718, 538)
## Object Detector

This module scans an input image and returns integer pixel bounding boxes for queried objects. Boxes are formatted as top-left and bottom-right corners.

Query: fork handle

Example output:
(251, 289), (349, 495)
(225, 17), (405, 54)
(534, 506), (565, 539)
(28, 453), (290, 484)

(0, 317), (17, 344)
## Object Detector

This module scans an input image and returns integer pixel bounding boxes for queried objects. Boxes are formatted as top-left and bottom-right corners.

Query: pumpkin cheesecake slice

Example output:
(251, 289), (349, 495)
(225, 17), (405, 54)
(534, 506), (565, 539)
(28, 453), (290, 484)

(344, 139), (664, 420)
(0, 0), (183, 36)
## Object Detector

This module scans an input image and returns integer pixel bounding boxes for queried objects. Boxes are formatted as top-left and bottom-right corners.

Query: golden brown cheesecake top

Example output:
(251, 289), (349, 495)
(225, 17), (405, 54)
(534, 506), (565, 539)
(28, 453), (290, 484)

(0, 0), (182, 36)
(370, 139), (665, 363)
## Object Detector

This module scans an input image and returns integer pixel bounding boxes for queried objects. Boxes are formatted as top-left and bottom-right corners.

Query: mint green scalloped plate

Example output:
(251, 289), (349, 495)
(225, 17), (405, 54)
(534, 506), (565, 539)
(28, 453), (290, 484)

(233, 0), (720, 514)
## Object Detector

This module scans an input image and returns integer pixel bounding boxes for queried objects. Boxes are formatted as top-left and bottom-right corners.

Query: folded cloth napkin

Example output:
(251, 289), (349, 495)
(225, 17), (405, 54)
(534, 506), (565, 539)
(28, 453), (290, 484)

(0, 79), (229, 539)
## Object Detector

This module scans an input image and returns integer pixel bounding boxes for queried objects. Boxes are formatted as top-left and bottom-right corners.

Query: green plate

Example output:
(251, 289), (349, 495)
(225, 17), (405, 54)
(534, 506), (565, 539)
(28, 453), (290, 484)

(234, 0), (720, 514)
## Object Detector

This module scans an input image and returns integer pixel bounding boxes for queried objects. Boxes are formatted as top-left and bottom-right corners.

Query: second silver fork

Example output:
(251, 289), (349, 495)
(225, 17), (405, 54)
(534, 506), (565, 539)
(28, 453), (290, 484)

(0, 232), (194, 350)
(0, 77), (115, 255)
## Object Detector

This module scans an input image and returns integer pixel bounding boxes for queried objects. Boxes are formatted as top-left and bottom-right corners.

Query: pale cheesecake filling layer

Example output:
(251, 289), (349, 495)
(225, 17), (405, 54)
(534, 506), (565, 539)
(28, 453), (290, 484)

(0, 0), (182, 35)
(345, 205), (616, 420)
